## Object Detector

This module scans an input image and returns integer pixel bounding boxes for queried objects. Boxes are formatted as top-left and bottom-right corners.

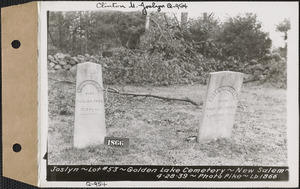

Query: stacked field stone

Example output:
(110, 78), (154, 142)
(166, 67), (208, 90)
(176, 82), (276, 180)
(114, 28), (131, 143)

(47, 53), (101, 72)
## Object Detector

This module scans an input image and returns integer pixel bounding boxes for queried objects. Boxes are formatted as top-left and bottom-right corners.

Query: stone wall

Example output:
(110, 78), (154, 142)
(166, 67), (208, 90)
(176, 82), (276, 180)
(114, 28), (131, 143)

(47, 53), (101, 72)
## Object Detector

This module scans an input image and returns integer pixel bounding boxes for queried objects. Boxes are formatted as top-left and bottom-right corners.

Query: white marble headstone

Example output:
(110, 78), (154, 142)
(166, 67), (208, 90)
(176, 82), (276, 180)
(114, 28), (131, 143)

(74, 62), (106, 148)
(198, 71), (243, 142)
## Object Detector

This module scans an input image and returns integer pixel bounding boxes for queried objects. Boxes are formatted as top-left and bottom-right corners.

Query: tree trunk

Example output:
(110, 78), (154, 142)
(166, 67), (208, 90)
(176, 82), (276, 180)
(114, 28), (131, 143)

(180, 12), (188, 30)
(47, 11), (55, 46)
(58, 12), (64, 49)
(145, 15), (150, 31)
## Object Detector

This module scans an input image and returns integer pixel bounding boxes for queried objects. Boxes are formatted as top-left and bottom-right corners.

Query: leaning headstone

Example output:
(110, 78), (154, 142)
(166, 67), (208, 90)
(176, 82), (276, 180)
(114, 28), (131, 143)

(74, 62), (106, 148)
(198, 71), (243, 142)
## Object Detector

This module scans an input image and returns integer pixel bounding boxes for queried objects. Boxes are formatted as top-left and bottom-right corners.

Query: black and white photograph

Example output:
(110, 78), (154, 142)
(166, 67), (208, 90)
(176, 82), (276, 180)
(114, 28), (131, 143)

(38, 1), (298, 187)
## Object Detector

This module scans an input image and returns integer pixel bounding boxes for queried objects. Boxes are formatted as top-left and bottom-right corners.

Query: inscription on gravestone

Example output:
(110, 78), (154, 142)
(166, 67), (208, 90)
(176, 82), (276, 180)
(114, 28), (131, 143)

(74, 62), (106, 148)
(198, 71), (243, 142)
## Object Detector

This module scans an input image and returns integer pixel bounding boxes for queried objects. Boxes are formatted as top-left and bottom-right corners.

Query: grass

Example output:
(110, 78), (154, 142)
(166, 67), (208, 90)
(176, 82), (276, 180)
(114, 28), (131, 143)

(48, 71), (287, 166)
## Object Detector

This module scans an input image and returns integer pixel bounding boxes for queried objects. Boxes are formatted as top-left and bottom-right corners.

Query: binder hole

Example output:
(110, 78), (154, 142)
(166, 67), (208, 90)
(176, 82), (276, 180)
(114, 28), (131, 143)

(13, 143), (22, 152)
(11, 40), (21, 49)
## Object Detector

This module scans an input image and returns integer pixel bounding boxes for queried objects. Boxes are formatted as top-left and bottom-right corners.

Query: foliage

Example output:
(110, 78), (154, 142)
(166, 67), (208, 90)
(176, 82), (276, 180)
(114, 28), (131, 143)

(48, 11), (286, 87)
(272, 47), (287, 59)
(49, 11), (146, 55)
(188, 13), (220, 42)
(275, 18), (290, 58)
(216, 13), (272, 61)
(260, 54), (287, 88)
(276, 18), (291, 41)
(185, 13), (224, 59)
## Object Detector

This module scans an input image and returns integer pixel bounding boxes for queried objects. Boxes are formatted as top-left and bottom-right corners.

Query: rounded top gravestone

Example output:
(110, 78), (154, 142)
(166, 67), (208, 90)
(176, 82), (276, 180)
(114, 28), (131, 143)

(73, 62), (106, 148)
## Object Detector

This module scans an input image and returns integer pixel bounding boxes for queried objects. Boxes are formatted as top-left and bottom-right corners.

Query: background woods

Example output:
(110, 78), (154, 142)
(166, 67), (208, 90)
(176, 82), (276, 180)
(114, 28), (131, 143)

(48, 11), (288, 88)
(48, 11), (146, 54)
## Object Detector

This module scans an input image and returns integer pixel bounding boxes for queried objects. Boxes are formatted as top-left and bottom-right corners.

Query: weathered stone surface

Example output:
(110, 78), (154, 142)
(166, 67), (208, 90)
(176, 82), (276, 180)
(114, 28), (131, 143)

(59, 60), (67, 66)
(70, 65), (77, 73)
(49, 62), (56, 68)
(56, 53), (65, 60)
(198, 71), (243, 142)
(48, 55), (55, 62)
(63, 64), (72, 70)
(54, 64), (62, 70)
(54, 55), (59, 61)
(78, 57), (86, 63)
(65, 54), (71, 60)
(69, 60), (76, 65)
(51, 60), (58, 64)
(72, 57), (79, 63)
(85, 53), (91, 59)
(74, 62), (106, 148)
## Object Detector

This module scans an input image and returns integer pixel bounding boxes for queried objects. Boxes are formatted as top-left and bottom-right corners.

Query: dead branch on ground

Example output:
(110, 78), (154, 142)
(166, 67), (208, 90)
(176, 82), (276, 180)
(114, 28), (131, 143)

(106, 87), (201, 106)
(49, 77), (201, 106)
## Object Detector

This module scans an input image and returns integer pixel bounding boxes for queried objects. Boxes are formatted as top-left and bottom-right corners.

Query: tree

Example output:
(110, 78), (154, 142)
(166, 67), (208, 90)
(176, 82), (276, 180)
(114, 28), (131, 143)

(276, 18), (290, 41)
(187, 13), (221, 58)
(275, 19), (290, 58)
(188, 13), (220, 42)
(217, 13), (272, 61)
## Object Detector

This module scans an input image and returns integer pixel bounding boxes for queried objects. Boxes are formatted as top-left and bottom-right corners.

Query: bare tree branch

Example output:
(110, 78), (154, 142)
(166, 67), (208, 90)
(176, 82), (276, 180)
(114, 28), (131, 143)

(150, 18), (167, 42)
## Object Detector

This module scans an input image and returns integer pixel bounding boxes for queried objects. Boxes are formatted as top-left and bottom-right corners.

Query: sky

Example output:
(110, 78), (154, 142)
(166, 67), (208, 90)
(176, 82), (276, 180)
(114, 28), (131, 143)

(256, 12), (290, 48)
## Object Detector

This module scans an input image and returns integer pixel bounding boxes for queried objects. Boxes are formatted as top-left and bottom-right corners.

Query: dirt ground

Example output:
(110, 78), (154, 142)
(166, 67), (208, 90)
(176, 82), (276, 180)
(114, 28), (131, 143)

(47, 71), (287, 166)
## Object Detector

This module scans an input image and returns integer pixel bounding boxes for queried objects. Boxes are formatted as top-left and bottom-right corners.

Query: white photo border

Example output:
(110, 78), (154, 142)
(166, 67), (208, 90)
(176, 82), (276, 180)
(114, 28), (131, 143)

(39, 1), (299, 187)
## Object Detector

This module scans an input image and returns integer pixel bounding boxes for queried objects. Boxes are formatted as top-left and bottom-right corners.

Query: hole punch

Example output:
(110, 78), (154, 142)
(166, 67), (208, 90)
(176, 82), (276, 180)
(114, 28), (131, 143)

(13, 143), (22, 152)
(11, 40), (21, 49)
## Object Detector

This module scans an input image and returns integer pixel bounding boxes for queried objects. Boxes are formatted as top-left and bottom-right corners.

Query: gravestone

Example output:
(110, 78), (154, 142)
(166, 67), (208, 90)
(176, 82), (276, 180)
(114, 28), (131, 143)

(198, 71), (243, 142)
(74, 62), (106, 148)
